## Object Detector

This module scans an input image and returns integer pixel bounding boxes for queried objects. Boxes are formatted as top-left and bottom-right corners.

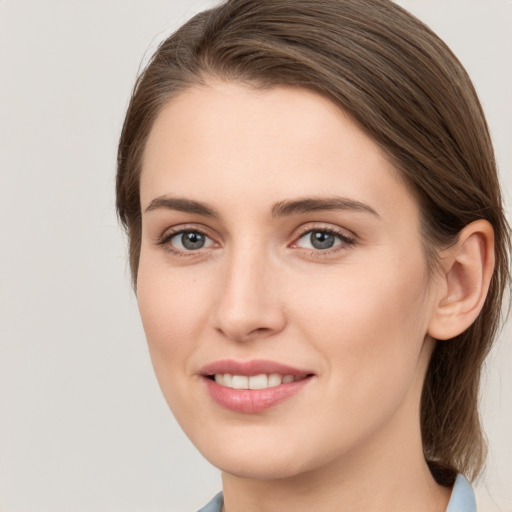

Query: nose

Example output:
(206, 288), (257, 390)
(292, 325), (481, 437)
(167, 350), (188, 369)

(212, 245), (286, 343)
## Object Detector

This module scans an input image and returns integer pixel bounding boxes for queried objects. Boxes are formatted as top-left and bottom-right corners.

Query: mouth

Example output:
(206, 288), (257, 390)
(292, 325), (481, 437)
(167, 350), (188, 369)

(200, 359), (315, 413)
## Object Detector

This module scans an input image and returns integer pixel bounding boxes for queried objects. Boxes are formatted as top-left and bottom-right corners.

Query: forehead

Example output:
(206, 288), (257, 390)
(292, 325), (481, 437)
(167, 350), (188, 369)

(143, 81), (373, 173)
(140, 81), (417, 223)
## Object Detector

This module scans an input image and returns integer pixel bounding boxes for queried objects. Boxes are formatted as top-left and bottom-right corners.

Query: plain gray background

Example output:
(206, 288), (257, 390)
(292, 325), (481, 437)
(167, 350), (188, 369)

(0, 1), (511, 511)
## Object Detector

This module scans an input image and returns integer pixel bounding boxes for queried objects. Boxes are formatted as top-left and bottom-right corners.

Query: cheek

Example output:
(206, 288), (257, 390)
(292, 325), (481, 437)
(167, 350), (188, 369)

(296, 253), (430, 339)
(136, 258), (218, 428)
(292, 253), (432, 411)
(136, 254), (213, 373)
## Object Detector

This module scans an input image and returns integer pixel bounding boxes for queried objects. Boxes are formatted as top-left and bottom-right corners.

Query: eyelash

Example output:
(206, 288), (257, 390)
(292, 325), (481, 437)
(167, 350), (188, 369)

(156, 227), (215, 258)
(292, 226), (356, 257)
(156, 225), (357, 258)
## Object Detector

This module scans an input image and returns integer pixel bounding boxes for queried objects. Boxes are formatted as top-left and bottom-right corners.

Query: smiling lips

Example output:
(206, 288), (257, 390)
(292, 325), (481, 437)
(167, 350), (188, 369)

(201, 359), (313, 413)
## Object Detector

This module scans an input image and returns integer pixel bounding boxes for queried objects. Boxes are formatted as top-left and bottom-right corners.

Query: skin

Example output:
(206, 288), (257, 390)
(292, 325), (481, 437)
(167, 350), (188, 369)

(137, 81), (455, 511)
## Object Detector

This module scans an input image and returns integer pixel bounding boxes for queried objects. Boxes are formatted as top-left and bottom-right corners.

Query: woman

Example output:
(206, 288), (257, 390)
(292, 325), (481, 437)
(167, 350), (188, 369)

(116, 1), (510, 510)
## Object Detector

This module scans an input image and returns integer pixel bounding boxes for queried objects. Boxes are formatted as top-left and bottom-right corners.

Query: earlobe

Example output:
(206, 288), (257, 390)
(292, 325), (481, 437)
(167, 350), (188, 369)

(428, 220), (495, 341)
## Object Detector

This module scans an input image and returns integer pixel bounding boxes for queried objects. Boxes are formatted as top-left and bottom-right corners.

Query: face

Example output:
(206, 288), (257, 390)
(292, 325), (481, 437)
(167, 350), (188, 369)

(137, 81), (440, 481)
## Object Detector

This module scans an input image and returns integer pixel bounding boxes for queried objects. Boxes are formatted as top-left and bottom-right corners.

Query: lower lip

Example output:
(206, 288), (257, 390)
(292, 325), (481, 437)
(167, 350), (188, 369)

(204, 377), (312, 413)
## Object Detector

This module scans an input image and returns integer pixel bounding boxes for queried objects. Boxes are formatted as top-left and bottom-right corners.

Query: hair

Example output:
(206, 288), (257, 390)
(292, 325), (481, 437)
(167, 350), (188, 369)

(116, 0), (510, 484)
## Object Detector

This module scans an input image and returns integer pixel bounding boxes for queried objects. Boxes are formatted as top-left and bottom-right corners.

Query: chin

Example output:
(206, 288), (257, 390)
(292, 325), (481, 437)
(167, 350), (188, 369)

(211, 453), (308, 481)
(192, 430), (328, 481)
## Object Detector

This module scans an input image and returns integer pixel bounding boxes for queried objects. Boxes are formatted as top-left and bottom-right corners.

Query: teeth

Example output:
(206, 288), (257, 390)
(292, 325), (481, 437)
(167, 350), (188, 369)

(213, 373), (299, 389)
(232, 375), (249, 389)
(268, 373), (282, 387)
(249, 374), (268, 389)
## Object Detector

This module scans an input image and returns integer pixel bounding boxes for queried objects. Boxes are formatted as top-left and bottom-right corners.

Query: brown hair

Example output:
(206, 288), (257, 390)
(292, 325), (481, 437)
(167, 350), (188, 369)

(116, 0), (510, 483)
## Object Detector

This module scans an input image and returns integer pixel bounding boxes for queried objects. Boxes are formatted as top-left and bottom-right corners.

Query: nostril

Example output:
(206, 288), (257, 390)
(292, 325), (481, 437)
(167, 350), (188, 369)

(251, 327), (271, 335)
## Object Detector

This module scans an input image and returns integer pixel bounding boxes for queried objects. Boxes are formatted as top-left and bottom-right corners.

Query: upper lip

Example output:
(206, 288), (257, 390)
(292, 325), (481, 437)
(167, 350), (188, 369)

(200, 359), (312, 377)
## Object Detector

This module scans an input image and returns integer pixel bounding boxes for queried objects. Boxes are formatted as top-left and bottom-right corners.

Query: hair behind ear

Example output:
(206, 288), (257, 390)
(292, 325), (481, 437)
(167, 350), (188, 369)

(423, 220), (499, 483)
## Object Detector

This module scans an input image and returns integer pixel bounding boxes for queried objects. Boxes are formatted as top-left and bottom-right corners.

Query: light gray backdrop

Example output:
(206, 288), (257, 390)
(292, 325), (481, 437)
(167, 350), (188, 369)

(0, 1), (510, 511)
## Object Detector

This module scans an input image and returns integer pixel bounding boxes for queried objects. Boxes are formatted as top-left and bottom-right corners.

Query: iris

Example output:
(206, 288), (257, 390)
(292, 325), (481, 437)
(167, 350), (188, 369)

(310, 231), (336, 249)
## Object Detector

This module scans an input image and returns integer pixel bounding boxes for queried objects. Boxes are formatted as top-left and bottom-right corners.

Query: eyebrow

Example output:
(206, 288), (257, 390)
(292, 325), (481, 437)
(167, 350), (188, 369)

(271, 197), (380, 218)
(145, 196), (219, 217)
(144, 195), (380, 219)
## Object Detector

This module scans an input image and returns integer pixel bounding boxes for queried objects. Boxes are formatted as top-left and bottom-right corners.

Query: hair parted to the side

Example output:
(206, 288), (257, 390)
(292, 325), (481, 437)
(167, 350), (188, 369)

(116, 0), (510, 484)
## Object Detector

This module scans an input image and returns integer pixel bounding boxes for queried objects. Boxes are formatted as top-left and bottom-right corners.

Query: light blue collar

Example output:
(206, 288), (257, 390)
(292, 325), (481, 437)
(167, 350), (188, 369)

(446, 474), (477, 512)
(197, 491), (223, 512)
(198, 473), (476, 512)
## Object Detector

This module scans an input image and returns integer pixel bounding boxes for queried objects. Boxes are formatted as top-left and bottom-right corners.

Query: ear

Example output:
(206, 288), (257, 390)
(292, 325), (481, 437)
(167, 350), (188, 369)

(428, 220), (495, 340)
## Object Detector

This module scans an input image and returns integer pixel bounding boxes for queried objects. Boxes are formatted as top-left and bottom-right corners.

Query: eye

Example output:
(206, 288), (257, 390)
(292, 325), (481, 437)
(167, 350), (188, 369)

(161, 229), (216, 252)
(293, 228), (355, 251)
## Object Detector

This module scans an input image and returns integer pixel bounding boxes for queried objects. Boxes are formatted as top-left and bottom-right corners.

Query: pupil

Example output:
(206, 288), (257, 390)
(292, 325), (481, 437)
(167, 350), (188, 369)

(182, 232), (205, 250)
(310, 231), (335, 250)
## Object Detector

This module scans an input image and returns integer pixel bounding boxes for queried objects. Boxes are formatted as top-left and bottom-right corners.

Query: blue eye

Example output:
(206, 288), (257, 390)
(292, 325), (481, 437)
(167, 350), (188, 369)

(309, 231), (337, 249)
(168, 230), (214, 251)
(295, 229), (353, 251)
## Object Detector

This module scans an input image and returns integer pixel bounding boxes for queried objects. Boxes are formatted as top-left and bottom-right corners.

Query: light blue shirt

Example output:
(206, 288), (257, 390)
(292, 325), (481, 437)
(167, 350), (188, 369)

(197, 474), (476, 512)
